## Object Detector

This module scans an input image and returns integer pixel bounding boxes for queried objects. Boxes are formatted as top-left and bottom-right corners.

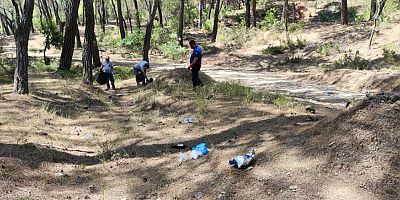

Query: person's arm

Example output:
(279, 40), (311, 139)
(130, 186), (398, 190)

(188, 57), (199, 70)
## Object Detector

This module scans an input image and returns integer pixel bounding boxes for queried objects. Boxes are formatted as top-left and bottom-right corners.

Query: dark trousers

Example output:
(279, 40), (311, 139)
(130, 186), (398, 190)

(192, 69), (203, 88)
(136, 70), (146, 85)
(106, 73), (115, 89)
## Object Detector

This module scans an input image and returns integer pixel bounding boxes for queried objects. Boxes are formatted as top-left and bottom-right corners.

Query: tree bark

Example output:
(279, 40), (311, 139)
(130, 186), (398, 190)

(125, 0), (133, 32)
(157, 0), (163, 28)
(370, 0), (377, 21)
(111, 0), (119, 25)
(283, 0), (289, 41)
(83, 0), (95, 84)
(142, 0), (159, 62)
(245, 0), (250, 29)
(369, 0), (387, 49)
(59, 0), (80, 70)
(133, 0), (141, 29)
(208, 0), (214, 19)
(178, 0), (184, 46)
(252, 0), (256, 28)
(211, 0), (221, 43)
(51, 0), (61, 25)
(98, 0), (106, 33)
(11, 0), (34, 94)
(116, 0), (125, 39)
(75, 21), (82, 48)
(341, 0), (348, 25)
(198, 0), (203, 29)
(92, 36), (101, 68)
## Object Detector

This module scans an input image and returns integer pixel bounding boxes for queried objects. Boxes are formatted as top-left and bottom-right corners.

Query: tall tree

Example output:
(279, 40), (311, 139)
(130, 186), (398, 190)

(370, 0), (377, 21)
(369, 0), (387, 48)
(341, 0), (348, 25)
(178, 0), (184, 46)
(283, 0), (289, 40)
(211, 0), (221, 43)
(157, 0), (163, 28)
(142, 0), (159, 62)
(75, 21), (82, 48)
(59, 0), (80, 70)
(252, 0), (256, 28)
(11, 0), (34, 94)
(198, 0), (203, 29)
(245, 0), (250, 29)
(51, 0), (61, 25)
(98, 0), (106, 33)
(208, 0), (215, 19)
(133, 0), (141, 29)
(82, 0), (95, 84)
(125, 0), (133, 32)
(110, 0), (119, 25)
(116, 0), (125, 39)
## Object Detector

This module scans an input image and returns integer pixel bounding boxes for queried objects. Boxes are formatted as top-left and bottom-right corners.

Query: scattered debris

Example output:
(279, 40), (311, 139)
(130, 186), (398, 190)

(305, 105), (316, 114)
(89, 185), (97, 193)
(229, 150), (255, 169)
(191, 143), (209, 159)
(126, 100), (135, 106)
(36, 131), (48, 136)
(55, 170), (66, 177)
(194, 191), (204, 199)
(328, 141), (336, 147)
(307, 115), (319, 122)
(39, 144), (95, 154)
(289, 185), (299, 192)
(183, 117), (193, 123)
(179, 152), (187, 164)
(345, 101), (351, 108)
(171, 143), (187, 149)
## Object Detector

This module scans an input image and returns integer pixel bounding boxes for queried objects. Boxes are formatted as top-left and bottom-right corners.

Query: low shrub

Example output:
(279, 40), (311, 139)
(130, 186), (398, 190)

(325, 51), (369, 71)
(316, 42), (340, 56)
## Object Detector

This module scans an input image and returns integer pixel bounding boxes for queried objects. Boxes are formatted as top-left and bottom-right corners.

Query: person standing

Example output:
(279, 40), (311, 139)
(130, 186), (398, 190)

(187, 40), (203, 88)
(101, 56), (115, 90)
(134, 60), (150, 85)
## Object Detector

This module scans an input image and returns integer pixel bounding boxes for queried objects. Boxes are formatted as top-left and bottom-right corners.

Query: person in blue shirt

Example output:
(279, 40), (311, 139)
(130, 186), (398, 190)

(101, 56), (115, 90)
(187, 40), (203, 88)
(134, 60), (150, 85)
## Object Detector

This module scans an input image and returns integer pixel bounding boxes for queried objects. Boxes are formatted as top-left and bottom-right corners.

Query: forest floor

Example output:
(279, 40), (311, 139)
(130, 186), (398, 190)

(1, 5), (400, 199)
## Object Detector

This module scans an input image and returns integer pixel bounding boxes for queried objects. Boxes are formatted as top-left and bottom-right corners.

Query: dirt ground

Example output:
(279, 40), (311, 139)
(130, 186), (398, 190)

(1, 1), (400, 199)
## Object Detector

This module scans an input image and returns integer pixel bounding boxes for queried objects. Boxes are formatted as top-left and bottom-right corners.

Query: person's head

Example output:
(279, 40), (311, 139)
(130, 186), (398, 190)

(104, 55), (110, 62)
(144, 62), (150, 69)
(189, 40), (196, 49)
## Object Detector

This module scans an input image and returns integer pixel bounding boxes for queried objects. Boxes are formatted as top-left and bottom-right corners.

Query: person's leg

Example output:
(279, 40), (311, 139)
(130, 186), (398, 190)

(198, 70), (203, 87)
(192, 70), (198, 88)
(110, 74), (115, 89)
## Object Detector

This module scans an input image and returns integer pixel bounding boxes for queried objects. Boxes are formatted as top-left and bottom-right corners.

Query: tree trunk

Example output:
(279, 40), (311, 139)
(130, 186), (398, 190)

(245, 0), (250, 29)
(59, 0), (80, 70)
(0, 14), (11, 35)
(100, 0), (106, 33)
(92, 36), (101, 68)
(208, 0), (214, 19)
(143, 0), (159, 62)
(133, 0), (141, 29)
(252, 0), (256, 28)
(198, 0), (203, 29)
(369, 0), (387, 49)
(111, 0), (119, 25)
(283, 0), (289, 41)
(11, 0), (34, 94)
(40, 0), (52, 21)
(211, 0), (221, 43)
(51, 0), (61, 25)
(157, 0), (163, 28)
(116, 0), (125, 39)
(83, 0), (95, 84)
(370, 0), (377, 21)
(178, 0), (184, 46)
(341, 0), (348, 25)
(125, 0), (133, 32)
(75, 21), (82, 48)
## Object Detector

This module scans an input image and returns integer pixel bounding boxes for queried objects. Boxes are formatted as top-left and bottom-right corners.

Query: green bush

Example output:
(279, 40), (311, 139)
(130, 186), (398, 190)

(120, 32), (145, 50)
(0, 58), (13, 83)
(262, 45), (286, 55)
(262, 38), (306, 55)
(316, 42), (340, 56)
(57, 67), (82, 79)
(218, 26), (253, 49)
(113, 67), (134, 80)
(31, 59), (58, 73)
(38, 19), (63, 60)
(160, 41), (186, 60)
(383, 49), (397, 63)
(261, 7), (278, 29)
(203, 18), (214, 34)
(284, 38), (307, 50)
(325, 51), (369, 71)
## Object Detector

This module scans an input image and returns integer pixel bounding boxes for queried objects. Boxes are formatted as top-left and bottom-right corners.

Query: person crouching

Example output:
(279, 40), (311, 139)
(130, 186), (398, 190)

(134, 60), (150, 85)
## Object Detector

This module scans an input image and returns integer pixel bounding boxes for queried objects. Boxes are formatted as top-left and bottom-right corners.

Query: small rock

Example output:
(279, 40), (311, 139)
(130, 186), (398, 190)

(267, 191), (272, 195)
(84, 195), (90, 199)
(142, 177), (148, 182)
(36, 132), (48, 136)
(305, 105), (316, 114)
(289, 185), (299, 192)
(390, 95), (399, 103)
(84, 106), (89, 110)
(89, 185), (97, 193)
(194, 191), (204, 199)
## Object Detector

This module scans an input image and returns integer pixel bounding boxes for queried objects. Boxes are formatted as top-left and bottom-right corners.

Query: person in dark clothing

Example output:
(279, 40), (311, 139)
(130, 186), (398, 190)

(187, 40), (203, 88)
(101, 56), (115, 90)
(134, 60), (150, 85)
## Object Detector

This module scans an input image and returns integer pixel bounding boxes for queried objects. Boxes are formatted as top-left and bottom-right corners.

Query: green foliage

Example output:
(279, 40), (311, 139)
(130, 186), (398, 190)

(38, 20), (63, 54)
(381, 0), (400, 22)
(0, 57), (13, 83)
(325, 51), (369, 71)
(262, 45), (286, 55)
(57, 67), (83, 79)
(316, 42), (340, 56)
(160, 41), (186, 60)
(120, 32), (145, 50)
(382, 49), (397, 63)
(203, 18), (214, 34)
(113, 67), (133, 80)
(31, 59), (58, 73)
(288, 23), (304, 32)
(261, 7), (278, 29)
(318, 5), (358, 22)
(218, 26), (254, 49)
(262, 38), (307, 55)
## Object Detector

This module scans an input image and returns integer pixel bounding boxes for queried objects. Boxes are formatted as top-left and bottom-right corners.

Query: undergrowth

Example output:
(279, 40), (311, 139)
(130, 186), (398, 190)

(262, 38), (307, 55)
(325, 51), (369, 71)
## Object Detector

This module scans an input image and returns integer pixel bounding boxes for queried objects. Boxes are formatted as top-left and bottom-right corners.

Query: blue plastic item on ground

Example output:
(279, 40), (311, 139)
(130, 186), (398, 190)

(183, 118), (193, 123)
(229, 150), (255, 169)
(191, 143), (208, 159)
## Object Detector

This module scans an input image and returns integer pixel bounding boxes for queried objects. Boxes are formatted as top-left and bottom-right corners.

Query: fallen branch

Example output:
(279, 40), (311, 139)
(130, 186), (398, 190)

(37, 144), (96, 154)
